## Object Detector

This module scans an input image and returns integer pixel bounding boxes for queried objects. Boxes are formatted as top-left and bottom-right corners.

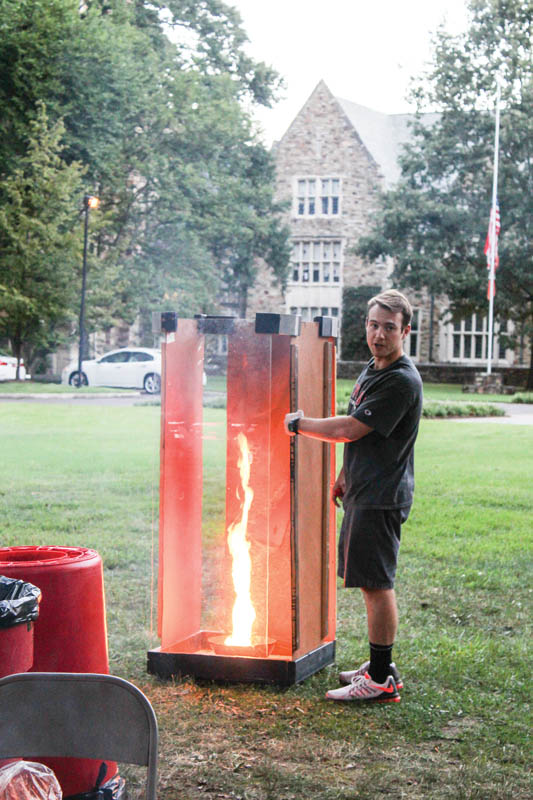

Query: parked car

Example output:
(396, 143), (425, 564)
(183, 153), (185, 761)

(61, 348), (161, 393)
(0, 354), (27, 381)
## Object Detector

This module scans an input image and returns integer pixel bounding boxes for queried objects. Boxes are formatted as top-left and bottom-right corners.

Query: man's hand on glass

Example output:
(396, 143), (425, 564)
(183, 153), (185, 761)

(284, 409), (304, 435)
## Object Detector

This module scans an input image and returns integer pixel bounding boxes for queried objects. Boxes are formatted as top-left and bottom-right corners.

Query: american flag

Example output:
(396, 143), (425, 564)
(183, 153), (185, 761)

(484, 201), (501, 299)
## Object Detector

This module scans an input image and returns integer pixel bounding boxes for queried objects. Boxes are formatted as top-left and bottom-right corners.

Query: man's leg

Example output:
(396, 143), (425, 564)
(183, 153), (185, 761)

(328, 508), (403, 699)
(326, 586), (402, 701)
(362, 587), (397, 684)
(326, 587), (401, 700)
(362, 587), (398, 644)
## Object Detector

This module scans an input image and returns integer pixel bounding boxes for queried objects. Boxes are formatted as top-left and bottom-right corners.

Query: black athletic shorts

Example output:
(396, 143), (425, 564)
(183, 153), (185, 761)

(337, 505), (410, 589)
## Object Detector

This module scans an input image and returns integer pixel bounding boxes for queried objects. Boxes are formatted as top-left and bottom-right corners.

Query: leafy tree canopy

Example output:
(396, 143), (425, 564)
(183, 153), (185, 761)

(0, 0), (289, 365)
(357, 0), (533, 381)
(123, 0), (283, 106)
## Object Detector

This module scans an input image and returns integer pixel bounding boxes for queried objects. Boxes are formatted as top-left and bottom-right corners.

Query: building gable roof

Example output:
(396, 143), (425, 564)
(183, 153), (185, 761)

(277, 80), (437, 187)
(336, 95), (439, 186)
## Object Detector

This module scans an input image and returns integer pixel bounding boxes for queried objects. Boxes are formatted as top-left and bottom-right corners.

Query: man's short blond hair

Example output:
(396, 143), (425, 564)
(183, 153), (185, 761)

(367, 289), (413, 329)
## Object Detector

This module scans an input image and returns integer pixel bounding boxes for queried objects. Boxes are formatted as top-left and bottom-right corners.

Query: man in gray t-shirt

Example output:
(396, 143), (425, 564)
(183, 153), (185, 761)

(284, 290), (423, 704)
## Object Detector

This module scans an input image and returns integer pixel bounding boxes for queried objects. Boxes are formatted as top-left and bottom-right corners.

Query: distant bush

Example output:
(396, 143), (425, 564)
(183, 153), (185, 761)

(422, 402), (505, 419)
(336, 394), (505, 418)
(511, 392), (533, 404)
(203, 396), (227, 409)
(31, 374), (61, 384)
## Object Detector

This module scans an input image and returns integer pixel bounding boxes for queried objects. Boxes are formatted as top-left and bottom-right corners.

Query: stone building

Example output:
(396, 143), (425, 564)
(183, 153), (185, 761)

(248, 80), (520, 374)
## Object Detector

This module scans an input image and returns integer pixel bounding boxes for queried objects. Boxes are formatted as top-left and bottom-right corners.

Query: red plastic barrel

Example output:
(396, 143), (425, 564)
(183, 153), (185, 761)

(0, 621), (34, 678)
(0, 546), (116, 796)
(0, 546), (108, 672)
(0, 621), (32, 772)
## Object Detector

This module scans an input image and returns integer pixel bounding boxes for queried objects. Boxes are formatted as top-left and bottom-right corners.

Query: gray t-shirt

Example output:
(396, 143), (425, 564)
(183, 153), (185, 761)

(343, 355), (423, 509)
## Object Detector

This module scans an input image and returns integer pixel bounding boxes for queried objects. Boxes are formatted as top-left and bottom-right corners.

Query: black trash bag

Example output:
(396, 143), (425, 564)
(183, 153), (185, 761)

(0, 576), (41, 628)
(64, 763), (126, 800)
(100, 775), (126, 800)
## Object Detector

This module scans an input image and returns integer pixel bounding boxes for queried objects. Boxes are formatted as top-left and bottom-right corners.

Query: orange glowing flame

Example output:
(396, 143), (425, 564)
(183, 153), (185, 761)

(225, 432), (256, 646)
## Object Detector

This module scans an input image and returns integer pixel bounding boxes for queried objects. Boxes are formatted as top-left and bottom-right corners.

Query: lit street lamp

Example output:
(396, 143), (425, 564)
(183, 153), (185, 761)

(77, 194), (100, 387)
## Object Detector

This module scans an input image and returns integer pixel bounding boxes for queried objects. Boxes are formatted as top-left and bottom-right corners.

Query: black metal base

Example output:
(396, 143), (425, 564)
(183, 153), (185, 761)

(147, 640), (335, 686)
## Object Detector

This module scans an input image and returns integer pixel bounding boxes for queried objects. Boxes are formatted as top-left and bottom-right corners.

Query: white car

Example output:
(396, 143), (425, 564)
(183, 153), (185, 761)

(61, 347), (162, 393)
(0, 354), (27, 381)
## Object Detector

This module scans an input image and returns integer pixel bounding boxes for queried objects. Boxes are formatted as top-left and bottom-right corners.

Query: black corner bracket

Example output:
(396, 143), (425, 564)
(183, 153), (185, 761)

(160, 311), (178, 333)
(152, 311), (178, 334)
(255, 313), (302, 337)
(313, 316), (338, 339)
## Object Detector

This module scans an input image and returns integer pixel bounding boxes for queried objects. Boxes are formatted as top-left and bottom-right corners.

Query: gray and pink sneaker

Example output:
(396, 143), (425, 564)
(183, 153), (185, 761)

(339, 661), (403, 690)
(326, 672), (400, 703)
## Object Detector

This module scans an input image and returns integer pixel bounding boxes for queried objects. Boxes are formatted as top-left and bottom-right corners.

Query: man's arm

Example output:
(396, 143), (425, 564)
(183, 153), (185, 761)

(284, 411), (373, 443)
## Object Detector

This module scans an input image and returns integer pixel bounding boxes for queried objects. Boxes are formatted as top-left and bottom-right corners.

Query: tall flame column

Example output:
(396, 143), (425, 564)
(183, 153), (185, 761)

(225, 432), (256, 648)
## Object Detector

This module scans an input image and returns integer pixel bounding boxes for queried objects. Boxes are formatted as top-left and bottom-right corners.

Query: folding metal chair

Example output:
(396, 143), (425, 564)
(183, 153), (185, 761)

(0, 672), (158, 799)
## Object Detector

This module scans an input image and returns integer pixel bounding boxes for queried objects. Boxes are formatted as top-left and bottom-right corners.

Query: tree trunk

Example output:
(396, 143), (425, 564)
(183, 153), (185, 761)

(12, 328), (22, 381)
(238, 286), (248, 320)
(527, 336), (533, 390)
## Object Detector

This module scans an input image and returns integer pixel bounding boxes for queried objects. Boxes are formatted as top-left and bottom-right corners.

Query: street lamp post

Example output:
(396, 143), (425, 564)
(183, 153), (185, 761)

(77, 194), (100, 387)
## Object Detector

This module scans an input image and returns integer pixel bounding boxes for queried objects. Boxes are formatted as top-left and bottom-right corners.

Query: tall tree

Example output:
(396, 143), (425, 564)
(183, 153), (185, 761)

(0, 103), (85, 373)
(0, 0), (289, 360)
(357, 0), (533, 384)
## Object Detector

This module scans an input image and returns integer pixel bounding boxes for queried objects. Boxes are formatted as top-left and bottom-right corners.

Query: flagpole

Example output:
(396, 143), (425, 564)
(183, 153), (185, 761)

(486, 81), (501, 376)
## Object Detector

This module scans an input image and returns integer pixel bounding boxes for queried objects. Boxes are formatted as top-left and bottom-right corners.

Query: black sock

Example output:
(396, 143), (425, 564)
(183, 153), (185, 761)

(368, 642), (393, 684)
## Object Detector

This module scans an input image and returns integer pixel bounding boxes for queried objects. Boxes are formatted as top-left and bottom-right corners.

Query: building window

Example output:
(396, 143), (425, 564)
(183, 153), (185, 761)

(320, 179), (340, 215)
(290, 240), (343, 285)
(447, 313), (499, 362)
(295, 178), (341, 217)
(405, 309), (420, 359)
(290, 306), (339, 321)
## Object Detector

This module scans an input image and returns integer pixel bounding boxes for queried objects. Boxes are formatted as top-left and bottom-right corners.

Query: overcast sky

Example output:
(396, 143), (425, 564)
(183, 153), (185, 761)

(230, 0), (470, 144)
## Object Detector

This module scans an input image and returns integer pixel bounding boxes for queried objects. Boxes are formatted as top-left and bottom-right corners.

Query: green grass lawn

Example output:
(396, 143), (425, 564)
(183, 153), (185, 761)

(420, 382), (508, 403)
(337, 379), (530, 406)
(1, 403), (532, 799)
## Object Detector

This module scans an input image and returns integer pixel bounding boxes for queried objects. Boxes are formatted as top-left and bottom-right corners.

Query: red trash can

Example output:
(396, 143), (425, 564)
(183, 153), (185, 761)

(0, 546), (116, 797)
(0, 576), (41, 771)
(0, 623), (33, 677)
(0, 576), (41, 678)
